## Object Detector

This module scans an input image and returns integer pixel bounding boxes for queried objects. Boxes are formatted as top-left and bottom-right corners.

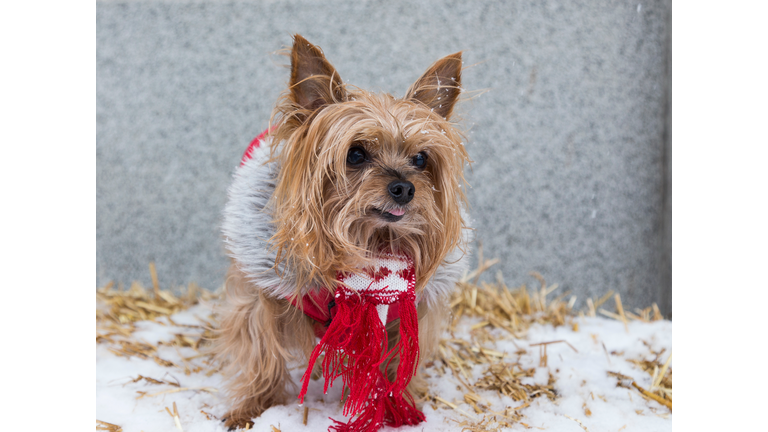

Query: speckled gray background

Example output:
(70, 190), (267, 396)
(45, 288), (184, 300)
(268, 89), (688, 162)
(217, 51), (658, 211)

(97, 0), (671, 316)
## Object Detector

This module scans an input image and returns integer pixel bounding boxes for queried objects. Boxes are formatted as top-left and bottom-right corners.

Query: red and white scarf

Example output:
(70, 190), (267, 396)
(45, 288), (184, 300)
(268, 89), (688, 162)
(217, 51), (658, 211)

(298, 251), (424, 432)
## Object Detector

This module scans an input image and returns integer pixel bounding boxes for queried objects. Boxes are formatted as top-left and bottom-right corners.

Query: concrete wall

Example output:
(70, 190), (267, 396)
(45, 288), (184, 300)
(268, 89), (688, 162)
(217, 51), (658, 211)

(97, 0), (671, 316)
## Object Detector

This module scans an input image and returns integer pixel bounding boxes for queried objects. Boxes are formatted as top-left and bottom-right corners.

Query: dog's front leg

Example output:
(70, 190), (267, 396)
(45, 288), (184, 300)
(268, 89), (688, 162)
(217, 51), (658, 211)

(386, 301), (448, 405)
(215, 265), (315, 429)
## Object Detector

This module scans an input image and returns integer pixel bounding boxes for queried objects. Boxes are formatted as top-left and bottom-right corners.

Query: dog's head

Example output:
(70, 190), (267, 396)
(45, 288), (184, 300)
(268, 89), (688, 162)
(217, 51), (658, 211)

(268, 35), (470, 292)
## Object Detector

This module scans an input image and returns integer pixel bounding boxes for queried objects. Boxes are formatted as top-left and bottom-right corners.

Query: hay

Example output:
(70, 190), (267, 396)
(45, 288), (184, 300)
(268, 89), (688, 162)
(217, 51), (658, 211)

(96, 262), (220, 412)
(425, 261), (572, 430)
(623, 342), (673, 410)
(96, 263), (216, 327)
(95, 420), (122, 432)
(423, 254), (671, 430)
(165, 401), (184, 431)
(96, 258), (671, 431)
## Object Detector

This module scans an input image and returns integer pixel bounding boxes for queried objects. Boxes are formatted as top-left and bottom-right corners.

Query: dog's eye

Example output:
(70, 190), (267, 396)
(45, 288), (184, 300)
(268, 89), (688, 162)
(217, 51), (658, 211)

(347, 147), (367, 166)
(411, 152), (428, 169)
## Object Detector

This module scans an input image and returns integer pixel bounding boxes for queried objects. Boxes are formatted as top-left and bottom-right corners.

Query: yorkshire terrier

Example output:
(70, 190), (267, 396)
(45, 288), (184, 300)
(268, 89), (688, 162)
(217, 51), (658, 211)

(216, 34), (471, 430)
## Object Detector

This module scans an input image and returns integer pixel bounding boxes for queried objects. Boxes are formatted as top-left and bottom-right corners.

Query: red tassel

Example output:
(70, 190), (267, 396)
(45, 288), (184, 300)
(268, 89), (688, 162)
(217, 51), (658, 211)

(298, 256), (425, 432)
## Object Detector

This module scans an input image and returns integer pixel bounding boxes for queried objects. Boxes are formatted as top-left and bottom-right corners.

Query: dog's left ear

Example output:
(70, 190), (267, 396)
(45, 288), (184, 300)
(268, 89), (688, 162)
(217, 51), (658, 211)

(289, 34), (346, 111)
(405, 52), (462, 120)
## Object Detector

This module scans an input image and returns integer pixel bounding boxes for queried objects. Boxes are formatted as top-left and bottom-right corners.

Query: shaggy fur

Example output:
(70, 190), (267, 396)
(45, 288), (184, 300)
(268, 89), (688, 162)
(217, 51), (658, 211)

(215, 34), (471, 429)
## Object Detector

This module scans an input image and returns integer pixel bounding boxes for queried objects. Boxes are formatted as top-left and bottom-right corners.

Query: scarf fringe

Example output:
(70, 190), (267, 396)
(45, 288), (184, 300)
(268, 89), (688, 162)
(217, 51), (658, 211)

(299, 288), (424, 431)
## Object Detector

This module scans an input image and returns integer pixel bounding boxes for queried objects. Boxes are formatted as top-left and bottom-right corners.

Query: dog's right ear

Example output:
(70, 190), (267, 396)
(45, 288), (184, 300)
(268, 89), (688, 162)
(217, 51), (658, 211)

(289, 35), (345, 111)
(405, 52), (462, 120)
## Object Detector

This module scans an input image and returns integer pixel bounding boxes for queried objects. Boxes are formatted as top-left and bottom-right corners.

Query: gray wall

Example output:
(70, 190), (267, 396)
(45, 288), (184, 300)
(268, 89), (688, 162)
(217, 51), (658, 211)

(97, 0), (671, 316)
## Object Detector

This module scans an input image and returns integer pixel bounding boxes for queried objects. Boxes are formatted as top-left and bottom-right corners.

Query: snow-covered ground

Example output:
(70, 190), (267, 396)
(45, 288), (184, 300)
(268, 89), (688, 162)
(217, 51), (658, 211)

(96, 298), (671, 432)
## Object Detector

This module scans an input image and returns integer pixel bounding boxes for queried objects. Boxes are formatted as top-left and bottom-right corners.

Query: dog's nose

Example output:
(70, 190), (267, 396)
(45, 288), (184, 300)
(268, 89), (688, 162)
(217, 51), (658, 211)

(387, 180), (415, 205)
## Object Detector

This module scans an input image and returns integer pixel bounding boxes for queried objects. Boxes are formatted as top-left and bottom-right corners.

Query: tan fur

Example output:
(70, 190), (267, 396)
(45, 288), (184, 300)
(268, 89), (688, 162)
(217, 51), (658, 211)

(268, 37), (470, 295)
(386, 301), (449, 402)
(214, 263), (316, 428)
(216, 34), (468, 428)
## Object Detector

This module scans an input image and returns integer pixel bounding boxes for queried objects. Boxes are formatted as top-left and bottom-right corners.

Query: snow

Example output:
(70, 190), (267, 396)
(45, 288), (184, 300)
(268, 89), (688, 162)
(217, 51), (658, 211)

(97, 303), (671, 432)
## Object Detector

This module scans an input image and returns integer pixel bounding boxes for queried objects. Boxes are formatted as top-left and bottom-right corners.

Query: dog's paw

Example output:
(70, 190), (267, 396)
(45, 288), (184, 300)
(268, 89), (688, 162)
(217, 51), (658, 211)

(222, 415), (254, 431)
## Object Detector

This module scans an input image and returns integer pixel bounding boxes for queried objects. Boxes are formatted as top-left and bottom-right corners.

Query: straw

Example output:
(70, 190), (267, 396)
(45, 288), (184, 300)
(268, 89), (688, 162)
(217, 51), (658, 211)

(96, 252), (671, 430)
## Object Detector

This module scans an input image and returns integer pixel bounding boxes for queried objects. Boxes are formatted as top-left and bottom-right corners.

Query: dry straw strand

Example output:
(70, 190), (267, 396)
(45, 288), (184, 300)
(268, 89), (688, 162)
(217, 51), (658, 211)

(96, 420), (122, 432)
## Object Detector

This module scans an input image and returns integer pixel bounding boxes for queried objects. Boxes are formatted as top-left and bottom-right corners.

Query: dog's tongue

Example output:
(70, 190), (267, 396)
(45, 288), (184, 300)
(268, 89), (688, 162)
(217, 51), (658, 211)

(388, 208), (406, 216)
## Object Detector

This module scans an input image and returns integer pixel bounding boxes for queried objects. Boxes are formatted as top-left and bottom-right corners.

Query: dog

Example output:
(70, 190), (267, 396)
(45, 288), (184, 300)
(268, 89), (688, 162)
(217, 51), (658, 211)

(216, 34), (471, 430)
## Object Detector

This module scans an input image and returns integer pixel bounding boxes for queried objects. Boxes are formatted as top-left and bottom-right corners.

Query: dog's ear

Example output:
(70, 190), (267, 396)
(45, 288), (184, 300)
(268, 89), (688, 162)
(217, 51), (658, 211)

(405, 52), (462, 120)
(289, 34), (345, 111)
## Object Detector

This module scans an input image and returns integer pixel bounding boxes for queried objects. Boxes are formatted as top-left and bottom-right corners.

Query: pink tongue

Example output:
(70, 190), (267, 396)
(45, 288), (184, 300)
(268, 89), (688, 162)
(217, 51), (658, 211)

(388, 208), (405, 216)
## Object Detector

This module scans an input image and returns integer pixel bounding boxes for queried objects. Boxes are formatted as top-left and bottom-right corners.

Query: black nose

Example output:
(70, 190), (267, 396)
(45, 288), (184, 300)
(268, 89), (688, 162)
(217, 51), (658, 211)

(387, 180), (415, 204)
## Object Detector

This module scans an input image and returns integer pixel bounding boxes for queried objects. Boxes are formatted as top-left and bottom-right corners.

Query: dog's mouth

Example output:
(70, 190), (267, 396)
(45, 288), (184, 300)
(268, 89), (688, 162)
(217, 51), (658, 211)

(373, 207), (406, 222)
